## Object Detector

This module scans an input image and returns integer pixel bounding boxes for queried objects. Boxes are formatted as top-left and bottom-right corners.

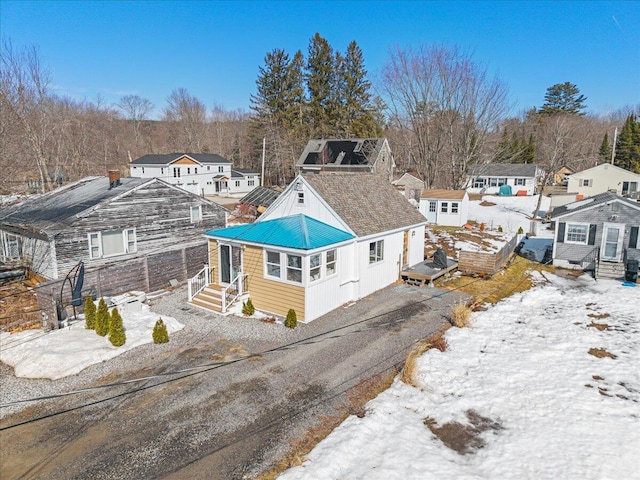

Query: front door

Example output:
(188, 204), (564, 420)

(220, 244), (242, 284)
(601, 223), (625, 262)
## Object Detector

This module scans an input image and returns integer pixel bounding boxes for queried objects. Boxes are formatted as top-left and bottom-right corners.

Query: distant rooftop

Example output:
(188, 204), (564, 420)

(131, 153), (231, 165)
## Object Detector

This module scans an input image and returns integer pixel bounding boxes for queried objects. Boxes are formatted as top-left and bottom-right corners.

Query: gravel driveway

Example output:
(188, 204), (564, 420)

(0, 283), (469, 479)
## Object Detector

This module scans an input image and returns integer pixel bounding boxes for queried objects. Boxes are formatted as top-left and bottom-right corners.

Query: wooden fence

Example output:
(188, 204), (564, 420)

(458, 234), (519, 276)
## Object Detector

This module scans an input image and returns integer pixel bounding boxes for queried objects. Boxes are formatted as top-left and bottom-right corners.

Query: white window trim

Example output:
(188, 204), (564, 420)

(325, 249), (337, 277)
(440, 202), (448, 214)
(451, 202), (459, 214)
(369, 240), (384, 264)
(88, 228), (137, 259)
(565, 222), (589, 245)
(309, 253), (322, 283)
(190, 205), (202, 223)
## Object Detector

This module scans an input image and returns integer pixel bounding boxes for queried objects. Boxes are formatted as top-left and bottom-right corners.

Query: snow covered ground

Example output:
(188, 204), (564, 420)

(279, 274), (640, 480)
(0, 306), (183, 380)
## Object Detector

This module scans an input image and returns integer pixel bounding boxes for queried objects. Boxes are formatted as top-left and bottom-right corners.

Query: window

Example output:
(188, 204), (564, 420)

(173, 167), (181, 178)
(207, 166), (210, 171)
(218, 166), (224, 173)
(326, 249), (336, 276)
(310, 254), (321, 281)
(248, 180), (255, 187)
(194, 167), (198, 174)
(451, 202), (459, 214)
(187, 167), (191, 175)
(441, 202), (448, 213)
(190, 205), (202, 223)
(161, 168), (164, 174)
(566, 224), (588, 244)
(489, 177), (498, 187)
(141, 167), (145, 174)
(473, 177), (485, 188)
(581, 179), (592, 187)
(235, 180), (241, 187)
(498, 178), (507, 186)
(266, 251), (280, 278)
(287, 254), (302, 283)
(2, 232), (21, 259)
(297, 192), (305, 204)
(369, 240), (384, 264)
(428, 201), (436, 213)
(515, 178), (526, 186)
(88, 229), (136, 259)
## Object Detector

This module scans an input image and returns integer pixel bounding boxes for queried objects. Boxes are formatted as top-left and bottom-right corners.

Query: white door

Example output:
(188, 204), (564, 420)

(601, 223), (625, 262)
(426, 201), (437, 223)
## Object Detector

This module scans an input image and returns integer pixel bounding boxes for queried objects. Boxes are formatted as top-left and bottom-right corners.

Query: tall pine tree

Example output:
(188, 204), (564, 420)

(615, 114), (640, 173)
(539, 82), (587, 116)
(306, 33), (336, 138)
(599, 132), (612, 163)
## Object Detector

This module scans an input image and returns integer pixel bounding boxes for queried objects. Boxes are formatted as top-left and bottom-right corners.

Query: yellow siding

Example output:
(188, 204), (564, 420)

(209, 239), (219, 285)
(174, 156), (199, 165)
(243, 245), (305, 321)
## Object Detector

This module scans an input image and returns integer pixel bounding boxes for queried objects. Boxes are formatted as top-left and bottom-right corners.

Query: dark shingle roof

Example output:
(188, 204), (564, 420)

(131, 153), (230, 165)
(239, 186), (280, 207)
(550, 191), (640, 218)
(304, 174), (427, 237)
(469, 163), (539, 177)
(0, 177), (148, 236)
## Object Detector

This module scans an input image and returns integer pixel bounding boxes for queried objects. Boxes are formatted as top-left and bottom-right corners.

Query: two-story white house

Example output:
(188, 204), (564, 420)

(567, 163), (640, 199)
(129, 153), (259, 197)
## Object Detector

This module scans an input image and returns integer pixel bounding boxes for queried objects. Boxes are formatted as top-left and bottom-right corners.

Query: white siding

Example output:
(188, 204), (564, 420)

(568, 163), (640, 198)
(408, 225), (426, 266)
(357, 231), (404, 299)
(418, 197), (469, 227)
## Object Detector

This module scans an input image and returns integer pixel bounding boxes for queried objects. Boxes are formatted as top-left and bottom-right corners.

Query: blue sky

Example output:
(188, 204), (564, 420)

(2, 0), (638, 119)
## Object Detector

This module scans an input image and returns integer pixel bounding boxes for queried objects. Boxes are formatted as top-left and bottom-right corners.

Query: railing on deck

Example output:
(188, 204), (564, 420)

(188, 265), (214, 301)
(221, 273), (249, 313)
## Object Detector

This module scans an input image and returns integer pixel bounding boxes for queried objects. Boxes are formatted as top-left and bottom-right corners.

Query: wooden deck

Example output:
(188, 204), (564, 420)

(401, 258), (458, 287)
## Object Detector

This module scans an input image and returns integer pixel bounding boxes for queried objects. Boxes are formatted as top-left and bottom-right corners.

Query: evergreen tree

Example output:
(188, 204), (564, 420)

(599, 132), (612, 163)
(84, 296), (96, 330)
(242, 298), (255, 316)
(522, 134), (535, 164)
(494, 128), (512, 163)
(152, 318), (170, 344)
(109, 308), (126, 347)
(306, 33), (336, 137)
(538, 82), (587, 116)
(285, 309), (297, 329)
(95, 298), (109, 337)
(615, 114), (640, 173)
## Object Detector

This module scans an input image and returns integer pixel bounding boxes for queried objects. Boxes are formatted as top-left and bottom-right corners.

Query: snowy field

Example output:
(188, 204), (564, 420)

(279, 274), (640, 480)
(0, 307), (183, 380)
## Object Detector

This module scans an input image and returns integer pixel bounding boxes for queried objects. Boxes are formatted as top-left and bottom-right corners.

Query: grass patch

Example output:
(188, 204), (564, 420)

(450, 302), (472, 328)
(424, 410), (503, 455)
(587, 321), (610, 331)
(258, 369), (396, 479)
(438, 256), (554, 304)
(400, 333), (447, 388)
(587, 312), (610, 319)
(588, 348), (617, 359)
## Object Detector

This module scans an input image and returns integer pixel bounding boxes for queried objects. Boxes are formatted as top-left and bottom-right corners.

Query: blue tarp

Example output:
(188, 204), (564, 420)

(498, 184), (512, 196)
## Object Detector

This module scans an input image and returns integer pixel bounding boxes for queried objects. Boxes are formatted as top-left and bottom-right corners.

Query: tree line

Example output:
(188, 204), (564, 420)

(1, 35), (638, 195)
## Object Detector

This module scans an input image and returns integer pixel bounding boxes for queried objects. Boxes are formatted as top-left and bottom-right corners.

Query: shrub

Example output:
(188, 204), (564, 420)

(152, 318), (169, 344)
(242, 298), (255, 316)
(84, 296), (96, 330)
(109, 308), (126, 347)
(95, 298), (109, 337)
(517, 226), (524, 234)
(285, 309), (297, 329)
(497, 225), (503, 233)
(450, 302), (472, 328)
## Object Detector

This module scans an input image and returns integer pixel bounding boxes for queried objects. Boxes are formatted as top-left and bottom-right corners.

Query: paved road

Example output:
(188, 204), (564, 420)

(0, 284), (468, 479)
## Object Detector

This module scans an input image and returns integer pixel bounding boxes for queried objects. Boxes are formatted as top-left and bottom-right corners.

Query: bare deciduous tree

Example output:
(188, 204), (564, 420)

(117, 94), (154, 152)
(163, 88), (208, 151)
(380, 44), (510, 188)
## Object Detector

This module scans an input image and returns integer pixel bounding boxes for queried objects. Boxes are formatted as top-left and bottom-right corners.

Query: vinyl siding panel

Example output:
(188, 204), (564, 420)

(242, 245), (305, 320)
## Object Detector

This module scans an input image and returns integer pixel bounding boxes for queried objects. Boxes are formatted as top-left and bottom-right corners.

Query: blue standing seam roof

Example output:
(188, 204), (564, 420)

(205, 214), (354, 250)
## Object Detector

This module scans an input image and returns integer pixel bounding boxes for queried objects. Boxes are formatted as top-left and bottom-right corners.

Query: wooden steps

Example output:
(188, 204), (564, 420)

(596, 261), (625, 279)
(189, 285), (225, 313)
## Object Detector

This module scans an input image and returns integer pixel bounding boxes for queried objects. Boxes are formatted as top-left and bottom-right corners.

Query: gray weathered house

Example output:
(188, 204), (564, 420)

(0, 173), (228, 326)
(550, 192), (640, 279)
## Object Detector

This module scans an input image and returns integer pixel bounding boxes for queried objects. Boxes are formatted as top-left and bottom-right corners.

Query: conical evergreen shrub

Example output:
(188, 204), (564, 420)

(84, 296), (96, 330)
(285, 309), (297, 329)
(152, 318), (169, 344)
(242, 298), (255, 316)
(95, 298), (109, 337)
(109, 308), (126, 347)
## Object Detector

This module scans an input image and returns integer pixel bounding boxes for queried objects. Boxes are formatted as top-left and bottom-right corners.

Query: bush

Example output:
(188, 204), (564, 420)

(450, 302), (472, 328)
(497, 225), (503, 233)
(95, 298), (109, 337)
(109, 308), (126, 347)
(517, 226), (524, 234)
(242, 298), (255, 316)
(285, 309), (297, 329)
(84, 296), (96, 330)
(152, 318), (169, 344)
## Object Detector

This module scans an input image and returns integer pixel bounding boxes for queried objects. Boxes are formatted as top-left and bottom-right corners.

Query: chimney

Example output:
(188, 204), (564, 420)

(108, 170), (121, 189)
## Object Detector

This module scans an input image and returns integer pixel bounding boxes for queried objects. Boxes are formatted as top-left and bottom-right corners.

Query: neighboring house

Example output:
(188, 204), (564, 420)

(129, 153), (260, 197)
(553, 166), (573, 185)
(191, 173), (427, 322)
(231, 185), (281, 222)
(0, 172), (227, 298)
(567, 163), (640, 199)
(296, 138), (395, 178)
(392, 172), (425, 201)
(550, 191), (640, 279)
(465, 163), (541, 195)
(419, 190), (469, 227)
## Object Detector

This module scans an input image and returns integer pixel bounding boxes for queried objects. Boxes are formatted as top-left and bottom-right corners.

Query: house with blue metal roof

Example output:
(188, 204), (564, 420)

(188, 173), (427, 323)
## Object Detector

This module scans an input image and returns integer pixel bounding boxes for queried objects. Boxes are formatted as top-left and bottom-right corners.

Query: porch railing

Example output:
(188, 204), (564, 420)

(221, 272), (249, 313)
(188, 264), (214, 301)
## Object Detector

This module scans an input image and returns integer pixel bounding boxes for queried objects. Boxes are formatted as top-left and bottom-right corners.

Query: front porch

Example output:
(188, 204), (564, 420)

(187, 265), (248, 314)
